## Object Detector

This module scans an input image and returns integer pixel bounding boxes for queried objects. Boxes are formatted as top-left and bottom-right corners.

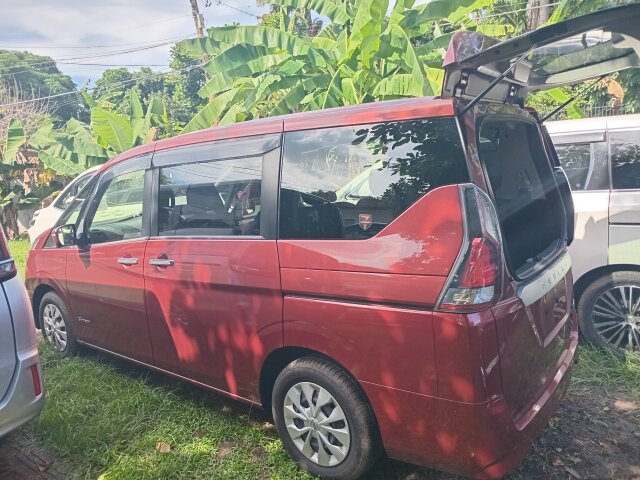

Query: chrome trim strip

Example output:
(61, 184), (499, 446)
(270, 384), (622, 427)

(517, 252), (572, 307)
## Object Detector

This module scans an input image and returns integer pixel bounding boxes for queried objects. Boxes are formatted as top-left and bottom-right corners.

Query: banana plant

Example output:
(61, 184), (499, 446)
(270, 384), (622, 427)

(178, 0), (501, 132)
(91, 89), (166, 155)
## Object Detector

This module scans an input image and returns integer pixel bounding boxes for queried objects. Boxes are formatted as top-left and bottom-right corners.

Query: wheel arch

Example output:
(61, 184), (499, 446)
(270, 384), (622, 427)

(32, 283), (57, 329)
(574, 264), (640, 303)
(258, 346), (377, 425)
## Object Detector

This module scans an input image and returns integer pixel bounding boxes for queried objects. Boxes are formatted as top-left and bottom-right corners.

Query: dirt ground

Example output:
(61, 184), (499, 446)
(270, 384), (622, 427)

(1, 377), (638, 480)
(0, 430), (70, 480)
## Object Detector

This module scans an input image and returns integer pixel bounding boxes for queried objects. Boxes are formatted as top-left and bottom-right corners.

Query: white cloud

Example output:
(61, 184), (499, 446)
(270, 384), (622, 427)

(0, 0), (269, 87)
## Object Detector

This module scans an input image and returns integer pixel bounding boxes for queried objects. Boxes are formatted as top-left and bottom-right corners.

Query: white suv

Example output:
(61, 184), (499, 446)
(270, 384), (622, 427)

(548, 115), (640, 354)
(0, 230), (44, 436)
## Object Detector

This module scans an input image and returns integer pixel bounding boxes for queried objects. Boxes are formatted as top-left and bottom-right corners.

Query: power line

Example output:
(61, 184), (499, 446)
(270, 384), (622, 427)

(0, 33), (193, 51)
(207, 1), (261, 19)
(0, 63), (204, 108)
(58, 63), (172, 67)
(3, 63), (172, 76)
(0, 35), (194, 74)
(108, 14), (193, 34)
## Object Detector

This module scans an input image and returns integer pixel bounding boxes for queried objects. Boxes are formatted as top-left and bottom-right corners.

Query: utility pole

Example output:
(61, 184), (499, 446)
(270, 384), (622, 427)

(527, 0), (550, 31)
(189, 0), (206, 37)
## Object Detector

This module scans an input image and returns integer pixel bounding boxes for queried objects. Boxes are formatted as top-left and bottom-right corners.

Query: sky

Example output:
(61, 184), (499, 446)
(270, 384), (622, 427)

(0, 0), (270, 88)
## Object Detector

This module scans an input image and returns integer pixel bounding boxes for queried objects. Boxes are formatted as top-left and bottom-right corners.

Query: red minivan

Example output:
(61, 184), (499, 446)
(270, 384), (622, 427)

(25, 7), (640, 479)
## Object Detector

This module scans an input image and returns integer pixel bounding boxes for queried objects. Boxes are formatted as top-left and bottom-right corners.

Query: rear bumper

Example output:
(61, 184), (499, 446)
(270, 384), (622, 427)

(474, 309), (578, 479)
(362, 310), (578, 478)
(0, 345), (44, 438)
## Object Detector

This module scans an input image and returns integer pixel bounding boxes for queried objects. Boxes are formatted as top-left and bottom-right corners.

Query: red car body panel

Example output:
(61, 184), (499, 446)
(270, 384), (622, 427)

(277, 185), (463, 277)
(492, 270), (574, 419)
(282, 97), (454, 131)
(66, 239), (152, 363)
(362, 310), (576, 478)
(143, 238), (283, 402)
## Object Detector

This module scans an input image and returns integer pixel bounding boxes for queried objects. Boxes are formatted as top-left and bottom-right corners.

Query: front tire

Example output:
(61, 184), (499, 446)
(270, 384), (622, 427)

(578, 271), (640, 354)
(39, 292), (77, 357)
(272, 357), (382, 480)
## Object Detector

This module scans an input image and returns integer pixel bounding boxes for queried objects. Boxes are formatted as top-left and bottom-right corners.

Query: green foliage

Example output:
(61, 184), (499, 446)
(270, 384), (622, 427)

(0, 50), (83, 122)
(0, 90), (165, 207)
(3, 117), (25, 164)
(178, 0), (498, 131)
(91, 53), (207, 137)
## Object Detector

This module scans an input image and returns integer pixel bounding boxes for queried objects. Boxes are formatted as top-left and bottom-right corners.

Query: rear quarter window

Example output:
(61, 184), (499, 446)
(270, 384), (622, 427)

(554, 143), (591, 190)
(279, 117), (469, 240)
(610, 130), (640, 190)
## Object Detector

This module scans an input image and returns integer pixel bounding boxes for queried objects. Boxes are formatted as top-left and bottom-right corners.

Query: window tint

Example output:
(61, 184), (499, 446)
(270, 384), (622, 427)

(280, 118), (469, 240)
(158, 157), (262, 236)
(611, 131), (640, 190)
(87, 170), (145, 245)
(554, 143), (591, 190)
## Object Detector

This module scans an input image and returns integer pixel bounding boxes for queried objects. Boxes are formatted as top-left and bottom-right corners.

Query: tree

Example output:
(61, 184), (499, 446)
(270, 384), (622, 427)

(88, 90), (167, 156)
(177, 0), (503, 132)
(0, 50), (84, 122)
(0, 84), (57, 237)
(91, 57), (206, 136)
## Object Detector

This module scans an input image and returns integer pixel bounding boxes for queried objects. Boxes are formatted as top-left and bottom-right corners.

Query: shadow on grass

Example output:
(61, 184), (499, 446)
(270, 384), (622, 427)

(37, 343), (639, 480)
(74, 346), (462, 479)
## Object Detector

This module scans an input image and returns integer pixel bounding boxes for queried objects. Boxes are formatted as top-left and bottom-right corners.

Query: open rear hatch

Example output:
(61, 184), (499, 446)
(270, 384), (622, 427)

(441, 4), (640, 419)
(442, 4), (640, 105)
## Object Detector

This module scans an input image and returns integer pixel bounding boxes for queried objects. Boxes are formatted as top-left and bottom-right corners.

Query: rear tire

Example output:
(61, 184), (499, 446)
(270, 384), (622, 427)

(272, 357), (382, 480)
(577, 271), (640, 355)
(39, 292), (77, 357)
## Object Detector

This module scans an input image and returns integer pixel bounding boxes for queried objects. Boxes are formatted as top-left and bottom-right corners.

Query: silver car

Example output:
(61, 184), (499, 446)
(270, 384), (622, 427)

(0, 230), (44, 436)
(547, 114), (640, 354)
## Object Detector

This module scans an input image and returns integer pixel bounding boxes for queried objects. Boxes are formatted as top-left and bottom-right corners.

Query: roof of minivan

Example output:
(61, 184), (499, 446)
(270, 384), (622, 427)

(546, 114), (640, 134)
(99, 96), (455, 172)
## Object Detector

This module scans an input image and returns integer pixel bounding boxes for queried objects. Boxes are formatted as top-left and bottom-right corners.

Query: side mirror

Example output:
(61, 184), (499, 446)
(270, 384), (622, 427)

(52, 224), (76, 248)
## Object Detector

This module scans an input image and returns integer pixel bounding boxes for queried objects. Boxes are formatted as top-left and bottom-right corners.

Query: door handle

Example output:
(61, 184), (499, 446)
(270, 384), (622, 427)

(149, 258), (174, 267)
(118, 257), (139, 265)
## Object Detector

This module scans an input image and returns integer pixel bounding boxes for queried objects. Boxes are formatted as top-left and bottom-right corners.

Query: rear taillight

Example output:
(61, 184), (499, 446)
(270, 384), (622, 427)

(0, 259), (16, 281)
(30, 364), (42, 397)
(437, 185), (503, 312)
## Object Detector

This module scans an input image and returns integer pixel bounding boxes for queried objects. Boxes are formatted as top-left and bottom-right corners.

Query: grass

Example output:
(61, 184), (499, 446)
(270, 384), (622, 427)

(8, 237), (30, 278)
(6, 237), (640, 478)
(33, 345), (308, 480)
(571, 346), (640, 397)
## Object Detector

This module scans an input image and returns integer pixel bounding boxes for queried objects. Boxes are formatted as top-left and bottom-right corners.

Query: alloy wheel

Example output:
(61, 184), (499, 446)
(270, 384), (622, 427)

(283, 381), (351, 467)
(592, 285), (640, 352)
(42, 303), (68, 352)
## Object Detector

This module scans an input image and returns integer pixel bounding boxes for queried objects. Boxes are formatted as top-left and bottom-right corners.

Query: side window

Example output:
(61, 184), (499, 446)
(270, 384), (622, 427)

(86, 170), (145, 245)
(158, 157), (262, 236)
(610, 131), (640, 190)
(53, 173), (93, 209)
(554, 143), (592, 190)
(56, 175), (100, 228)
(280, 118), (469, 240)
